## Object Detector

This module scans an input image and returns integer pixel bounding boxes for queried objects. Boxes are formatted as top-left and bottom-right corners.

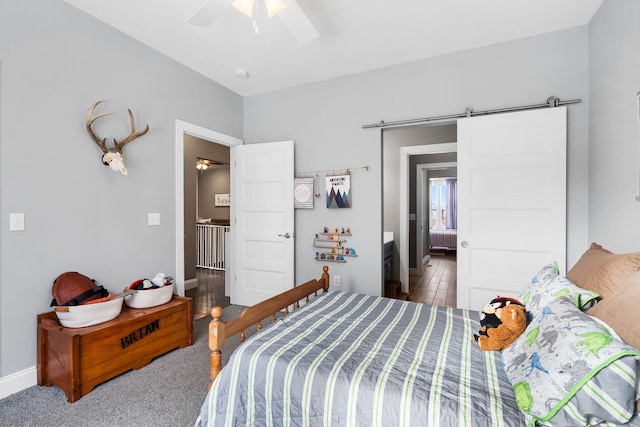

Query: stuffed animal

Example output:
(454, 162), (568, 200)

(473, 296), (527, 351)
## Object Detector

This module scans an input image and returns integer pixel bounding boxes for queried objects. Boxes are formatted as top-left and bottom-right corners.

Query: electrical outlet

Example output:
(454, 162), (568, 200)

(333, 275), (340, 287)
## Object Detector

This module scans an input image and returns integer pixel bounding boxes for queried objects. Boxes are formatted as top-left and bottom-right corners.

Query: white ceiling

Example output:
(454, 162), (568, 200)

(63, 0), (603, 97)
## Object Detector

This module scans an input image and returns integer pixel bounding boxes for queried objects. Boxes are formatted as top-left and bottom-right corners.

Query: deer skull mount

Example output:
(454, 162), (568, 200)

(85, 100), (150, 175)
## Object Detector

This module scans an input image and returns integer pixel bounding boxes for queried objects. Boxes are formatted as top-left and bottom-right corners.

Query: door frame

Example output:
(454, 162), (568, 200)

(399, 143), (457, 293)
(174, 120), (242, 297)
(415, 161), (457, 268)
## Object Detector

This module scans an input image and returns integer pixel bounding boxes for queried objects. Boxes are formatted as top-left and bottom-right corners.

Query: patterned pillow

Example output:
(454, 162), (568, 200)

(519, 264), (599, 317)
(503, 296), (640, 426)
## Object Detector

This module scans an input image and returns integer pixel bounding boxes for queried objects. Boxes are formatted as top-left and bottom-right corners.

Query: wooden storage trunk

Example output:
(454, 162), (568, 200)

(37, 296), (193, 402)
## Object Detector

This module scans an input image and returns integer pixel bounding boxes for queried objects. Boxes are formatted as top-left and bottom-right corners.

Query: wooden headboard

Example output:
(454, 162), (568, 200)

(207, 266), (330, 387)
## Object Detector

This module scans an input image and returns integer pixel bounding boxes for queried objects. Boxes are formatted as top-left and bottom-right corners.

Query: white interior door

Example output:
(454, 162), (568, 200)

(457, 107), (567, 311)
(231, 140), (295, 307)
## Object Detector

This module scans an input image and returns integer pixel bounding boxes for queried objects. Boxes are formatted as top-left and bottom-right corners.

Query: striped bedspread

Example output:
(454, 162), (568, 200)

(196, 291), (525, 427)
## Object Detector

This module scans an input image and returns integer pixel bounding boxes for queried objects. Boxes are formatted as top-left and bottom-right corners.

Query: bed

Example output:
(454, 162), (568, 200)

(429, 229), (457, 251)
(196, 244), (640, 426)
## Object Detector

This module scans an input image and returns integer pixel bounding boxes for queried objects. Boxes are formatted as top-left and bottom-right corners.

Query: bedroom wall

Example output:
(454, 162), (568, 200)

(587, 0), (640, 252)
(0, 1), (243, 381)
(242, 27), (590, 295)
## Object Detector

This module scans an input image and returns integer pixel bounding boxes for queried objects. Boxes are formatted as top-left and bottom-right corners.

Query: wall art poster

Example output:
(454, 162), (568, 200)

(326, 174), (351, 208)
(294, 177), (314, 209)
(214, 193), (230, 206)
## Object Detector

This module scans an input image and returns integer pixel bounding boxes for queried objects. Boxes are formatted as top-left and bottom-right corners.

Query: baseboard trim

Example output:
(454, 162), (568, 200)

(184, 278), (198, 291)
(0, 366), (37, 400)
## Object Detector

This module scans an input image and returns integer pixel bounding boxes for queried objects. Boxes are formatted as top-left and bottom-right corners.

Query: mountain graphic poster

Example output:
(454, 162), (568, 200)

(326, 174), (351, 208)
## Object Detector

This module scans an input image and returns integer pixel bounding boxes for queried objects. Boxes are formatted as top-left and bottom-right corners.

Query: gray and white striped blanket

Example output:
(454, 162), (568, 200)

(196, 291), (525, 427)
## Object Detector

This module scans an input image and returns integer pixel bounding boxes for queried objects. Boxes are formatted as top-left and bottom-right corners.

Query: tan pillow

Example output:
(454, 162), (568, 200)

(587, 271), (640, 351)
(567, 242), (640, 298)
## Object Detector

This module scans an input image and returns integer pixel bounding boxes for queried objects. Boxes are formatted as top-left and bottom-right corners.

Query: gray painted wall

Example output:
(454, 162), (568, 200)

(0, 1), (242, 377)
(243, 27), (590, 296)
(198, 167), (231, 221)
(588, 0), (640, 251)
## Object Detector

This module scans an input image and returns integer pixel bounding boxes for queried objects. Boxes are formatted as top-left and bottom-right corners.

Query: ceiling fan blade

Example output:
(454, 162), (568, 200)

(277, 0), (319, 44)
(187, 0), (225, 27)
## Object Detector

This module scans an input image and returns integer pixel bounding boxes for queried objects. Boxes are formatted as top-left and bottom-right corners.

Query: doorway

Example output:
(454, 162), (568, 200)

(382, 123), (457, 299)
(416, 164), (457, 264)
(409, 163), (457, 306)
(174, 120), (242, 302)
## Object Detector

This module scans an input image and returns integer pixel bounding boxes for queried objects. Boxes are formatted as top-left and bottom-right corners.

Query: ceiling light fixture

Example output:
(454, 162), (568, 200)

(232, 0), (287, 34)
(188, 0), (318, 45)
(196, 159), (210, 172)
(196, 158), (227, 173)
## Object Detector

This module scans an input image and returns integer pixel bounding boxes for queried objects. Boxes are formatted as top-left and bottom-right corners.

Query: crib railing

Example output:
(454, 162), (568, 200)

(197, 224), (230, 270)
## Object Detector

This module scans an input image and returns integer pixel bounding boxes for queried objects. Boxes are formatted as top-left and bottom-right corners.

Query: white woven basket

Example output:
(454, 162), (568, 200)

(54, 297), (123, 328)
(124, 284), (174, 309)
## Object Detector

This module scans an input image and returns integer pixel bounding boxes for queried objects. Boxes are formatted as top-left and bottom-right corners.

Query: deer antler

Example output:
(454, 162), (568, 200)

(85, 100), (150, 175)
(113, 108), (150, 154)
(85, 100), (112, 154)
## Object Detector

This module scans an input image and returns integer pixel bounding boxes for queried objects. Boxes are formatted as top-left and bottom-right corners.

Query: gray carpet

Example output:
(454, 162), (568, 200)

(0, 305), (248, 427)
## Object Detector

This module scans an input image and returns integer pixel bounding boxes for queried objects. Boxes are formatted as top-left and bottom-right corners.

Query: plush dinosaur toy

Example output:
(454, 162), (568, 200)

(473, 296), (527, 351)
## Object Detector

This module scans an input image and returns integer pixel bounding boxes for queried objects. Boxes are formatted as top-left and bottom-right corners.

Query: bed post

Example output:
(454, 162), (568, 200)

(209, 306), (225, 388)
(207, 266), (330, 388)
(321, 265), (330, 292)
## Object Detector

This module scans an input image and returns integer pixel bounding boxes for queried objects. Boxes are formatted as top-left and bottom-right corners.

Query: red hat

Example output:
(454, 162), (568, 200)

(51, 272), (108, 306)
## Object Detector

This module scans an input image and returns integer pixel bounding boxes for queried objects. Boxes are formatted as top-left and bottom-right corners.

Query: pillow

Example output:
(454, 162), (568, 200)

(519, 263), (599, 317)
(587, 270), (640, 351)
(503, 296), (640, 426)
(567, 242), (640, 298)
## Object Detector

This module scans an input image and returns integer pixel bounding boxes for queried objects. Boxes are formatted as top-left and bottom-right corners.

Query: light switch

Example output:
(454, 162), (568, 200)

(10, 213), (25, 231)
(148, 213), (161, 226)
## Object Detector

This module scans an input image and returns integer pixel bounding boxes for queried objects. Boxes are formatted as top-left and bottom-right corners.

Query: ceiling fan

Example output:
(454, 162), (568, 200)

(188, 0), (319, 44)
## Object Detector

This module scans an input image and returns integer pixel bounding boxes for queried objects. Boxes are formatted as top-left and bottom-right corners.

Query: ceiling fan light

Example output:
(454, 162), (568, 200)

(196, 158), (212, 171)
(232, 0), (255, 18)
(265, 0), (287, 18)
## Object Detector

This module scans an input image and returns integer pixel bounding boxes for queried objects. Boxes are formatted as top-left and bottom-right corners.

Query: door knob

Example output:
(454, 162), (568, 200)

(461, 241), (469, 248)
(279, 233), (292, 239)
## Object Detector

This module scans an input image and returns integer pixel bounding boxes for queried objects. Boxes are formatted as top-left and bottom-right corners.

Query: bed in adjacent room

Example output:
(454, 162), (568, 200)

(429, 228), (457, 251)
(196, 243), (640, 426)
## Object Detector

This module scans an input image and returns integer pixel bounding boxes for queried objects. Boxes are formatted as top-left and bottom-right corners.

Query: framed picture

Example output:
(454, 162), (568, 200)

(326, 174), (351, 208)
(215, 193), (230, 206)
(294, 177), (314, 209)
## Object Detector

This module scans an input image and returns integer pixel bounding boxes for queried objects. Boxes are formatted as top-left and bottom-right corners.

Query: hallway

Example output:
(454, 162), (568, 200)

(408, 252), (457, 307)
(185, 268), (229, 320)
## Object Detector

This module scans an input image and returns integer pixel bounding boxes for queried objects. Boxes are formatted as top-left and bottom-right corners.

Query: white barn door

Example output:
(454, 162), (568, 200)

(457, 107), (566, 311)
(231, 140), (295, 307)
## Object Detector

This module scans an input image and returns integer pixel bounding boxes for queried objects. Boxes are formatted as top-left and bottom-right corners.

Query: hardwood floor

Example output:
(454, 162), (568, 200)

(185, 268), (230, 320)
(408, 251), (457, 307)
